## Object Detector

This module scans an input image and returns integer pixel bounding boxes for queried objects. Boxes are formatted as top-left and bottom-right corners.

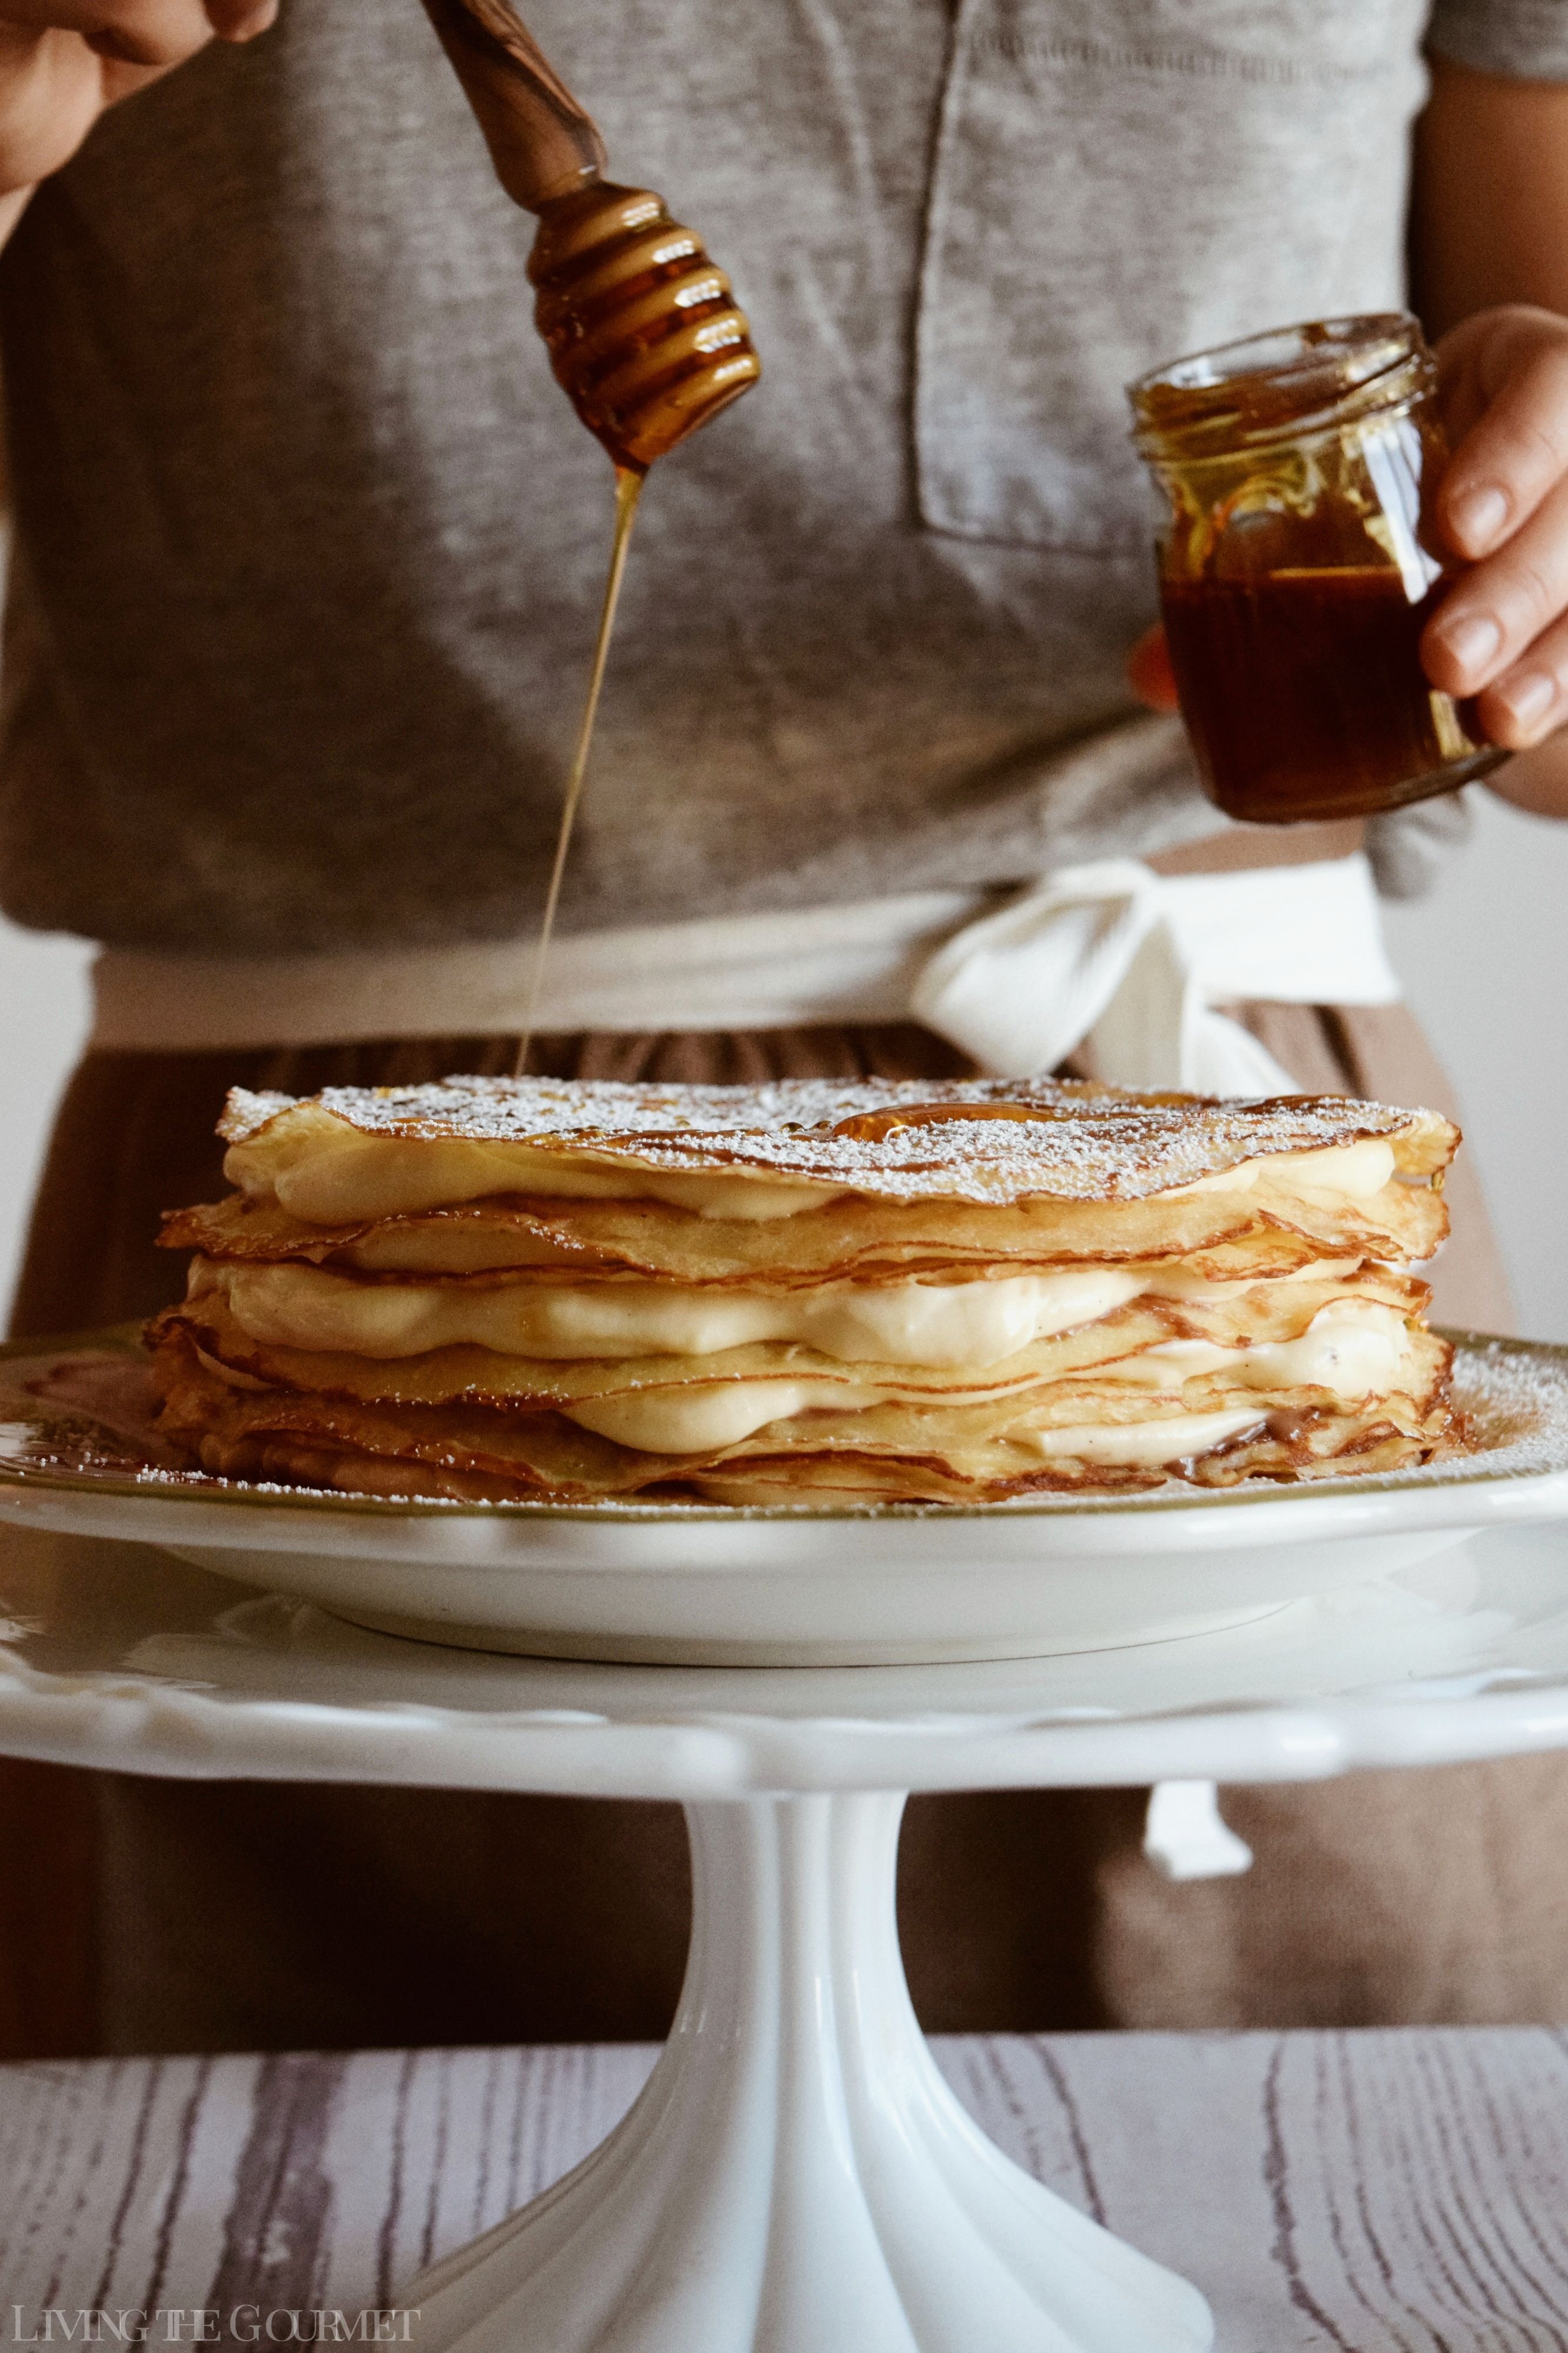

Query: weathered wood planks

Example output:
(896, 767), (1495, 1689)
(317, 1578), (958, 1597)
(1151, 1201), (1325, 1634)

(2, 2030), (1567, 2345)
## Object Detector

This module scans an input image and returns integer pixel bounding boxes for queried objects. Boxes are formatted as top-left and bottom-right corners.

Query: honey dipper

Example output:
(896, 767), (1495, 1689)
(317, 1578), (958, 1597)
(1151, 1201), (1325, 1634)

(419, 0), (761, 468)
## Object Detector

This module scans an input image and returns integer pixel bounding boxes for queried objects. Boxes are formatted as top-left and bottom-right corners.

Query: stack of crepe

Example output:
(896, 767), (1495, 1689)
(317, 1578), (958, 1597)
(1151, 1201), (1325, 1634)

(148, 1074), (1459, 1505)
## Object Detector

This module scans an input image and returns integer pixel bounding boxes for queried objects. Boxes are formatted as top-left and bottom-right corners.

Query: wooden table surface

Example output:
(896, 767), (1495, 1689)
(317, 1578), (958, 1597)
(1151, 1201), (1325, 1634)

(3, 2028), (1567, 2346)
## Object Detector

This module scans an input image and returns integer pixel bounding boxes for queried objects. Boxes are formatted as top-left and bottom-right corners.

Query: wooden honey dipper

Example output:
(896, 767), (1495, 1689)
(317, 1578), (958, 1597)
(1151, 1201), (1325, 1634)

(419, 0), (761, 468)
(419, 0), (762, 1067)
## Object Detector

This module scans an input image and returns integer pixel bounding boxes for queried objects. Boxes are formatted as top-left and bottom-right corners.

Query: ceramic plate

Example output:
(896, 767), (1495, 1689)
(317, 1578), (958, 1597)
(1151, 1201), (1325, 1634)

(4, 1521), (1568, 1792)
(0, 1328), (1564, 1665)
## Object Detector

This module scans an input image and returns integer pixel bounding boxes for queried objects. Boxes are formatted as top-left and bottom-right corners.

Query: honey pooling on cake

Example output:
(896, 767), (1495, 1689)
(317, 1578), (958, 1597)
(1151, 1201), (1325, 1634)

(830, 1102), (1081, 1142)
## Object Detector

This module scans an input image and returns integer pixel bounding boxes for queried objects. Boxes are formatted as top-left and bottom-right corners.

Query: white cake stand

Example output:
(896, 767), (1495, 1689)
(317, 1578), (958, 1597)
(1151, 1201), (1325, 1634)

(8, 1494), (1568, 2352)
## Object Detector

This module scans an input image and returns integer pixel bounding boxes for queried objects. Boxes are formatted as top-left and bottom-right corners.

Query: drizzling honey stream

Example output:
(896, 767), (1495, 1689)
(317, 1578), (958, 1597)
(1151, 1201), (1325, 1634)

(514, 462), (643, 1061)
(418, 0), (762, 1069)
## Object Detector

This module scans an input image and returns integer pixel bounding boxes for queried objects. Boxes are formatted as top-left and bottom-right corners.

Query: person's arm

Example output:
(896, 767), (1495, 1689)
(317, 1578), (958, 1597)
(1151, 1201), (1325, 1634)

(0, 0), (274, 251)
(1413, 56), (1568, 815)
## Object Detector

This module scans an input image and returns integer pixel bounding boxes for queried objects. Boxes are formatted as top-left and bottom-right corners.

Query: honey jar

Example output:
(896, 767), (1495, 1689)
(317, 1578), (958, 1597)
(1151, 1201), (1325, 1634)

(1128, 314), (1507, 824)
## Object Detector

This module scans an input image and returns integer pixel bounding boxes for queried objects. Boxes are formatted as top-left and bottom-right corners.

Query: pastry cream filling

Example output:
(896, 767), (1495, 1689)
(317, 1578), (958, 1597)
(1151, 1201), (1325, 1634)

(562, 1301), (1417, 1453)
(225, 1115), (1401, 1227)
(188, 1281), (1419, 1455)
(1018, 1409), (1267, 1466)
(199, 1260), (1147, 1368)
(196, 1258), (1367, 1372)
(571, 1382), (861, 1453)
(1095, 1300), (1412, 1395)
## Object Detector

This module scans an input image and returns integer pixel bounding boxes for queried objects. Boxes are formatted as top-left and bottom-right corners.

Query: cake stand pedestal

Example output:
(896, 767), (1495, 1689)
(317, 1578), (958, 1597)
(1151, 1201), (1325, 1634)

(411, 1789), (1204, 2352)
(9, 1524), (1568, 2349)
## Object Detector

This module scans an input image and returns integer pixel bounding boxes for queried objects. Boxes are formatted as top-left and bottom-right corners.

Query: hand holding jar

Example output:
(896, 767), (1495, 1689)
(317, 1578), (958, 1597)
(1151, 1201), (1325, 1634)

(1419, 304), (1568, 749)
(1127, 306), (1568, 820)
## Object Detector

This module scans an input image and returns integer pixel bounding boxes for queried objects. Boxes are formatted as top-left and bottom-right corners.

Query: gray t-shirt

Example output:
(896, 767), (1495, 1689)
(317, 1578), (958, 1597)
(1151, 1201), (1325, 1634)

(0, 0), (1562, 955)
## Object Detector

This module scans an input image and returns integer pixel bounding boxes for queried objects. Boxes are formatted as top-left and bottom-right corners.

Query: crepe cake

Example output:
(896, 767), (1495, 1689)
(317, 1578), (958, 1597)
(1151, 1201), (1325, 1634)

(146, 1074), (1460, 1506)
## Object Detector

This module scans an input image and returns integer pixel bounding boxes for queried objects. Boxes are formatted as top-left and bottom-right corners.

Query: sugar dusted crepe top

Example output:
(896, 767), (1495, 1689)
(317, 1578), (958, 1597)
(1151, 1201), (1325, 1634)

(221, 1074), (1456, 1225)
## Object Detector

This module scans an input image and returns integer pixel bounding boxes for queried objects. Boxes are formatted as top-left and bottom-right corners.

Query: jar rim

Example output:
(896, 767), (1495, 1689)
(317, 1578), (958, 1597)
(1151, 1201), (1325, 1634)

(1127, 312), (1432, 459)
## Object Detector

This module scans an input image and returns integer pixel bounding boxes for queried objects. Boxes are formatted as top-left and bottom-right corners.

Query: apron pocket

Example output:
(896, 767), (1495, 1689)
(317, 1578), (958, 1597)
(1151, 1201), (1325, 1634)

(915, 0), (1429, 554)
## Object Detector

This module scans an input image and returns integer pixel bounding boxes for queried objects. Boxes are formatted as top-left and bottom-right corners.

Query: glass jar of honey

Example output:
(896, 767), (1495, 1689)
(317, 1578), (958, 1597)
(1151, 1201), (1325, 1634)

(1127, 314), (1507, 823)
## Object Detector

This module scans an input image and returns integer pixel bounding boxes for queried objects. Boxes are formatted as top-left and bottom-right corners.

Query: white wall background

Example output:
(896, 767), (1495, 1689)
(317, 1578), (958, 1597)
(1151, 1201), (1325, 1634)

(0, 789), (1566, 1337)
(1380, 794), (1568, 1340)
(0, 922), (90, 1322)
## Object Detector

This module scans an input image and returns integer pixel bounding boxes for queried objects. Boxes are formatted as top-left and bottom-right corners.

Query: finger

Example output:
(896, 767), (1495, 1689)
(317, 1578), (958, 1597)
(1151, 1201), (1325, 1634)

(1127, 621), (1180, 712)
(1437, 329), (1568, 561)
(85, 5), (206, 66)
(205, 0), (274, 38)
(1472, 607), (1568, 750)
(0, 23), (118, 183)
(1423, 471), (1568, 696)
(0, 0), (216, 69)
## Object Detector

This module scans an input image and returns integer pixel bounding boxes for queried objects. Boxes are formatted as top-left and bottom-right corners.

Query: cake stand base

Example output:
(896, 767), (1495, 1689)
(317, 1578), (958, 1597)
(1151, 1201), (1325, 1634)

(404, 1794), (1212, 2352)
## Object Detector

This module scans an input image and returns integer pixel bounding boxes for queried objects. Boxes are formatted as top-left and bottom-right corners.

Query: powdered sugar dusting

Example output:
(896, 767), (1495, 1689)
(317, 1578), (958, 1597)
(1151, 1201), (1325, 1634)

(1424, 1335), (1568, 1486)
(221, 1075), (1449, 1207)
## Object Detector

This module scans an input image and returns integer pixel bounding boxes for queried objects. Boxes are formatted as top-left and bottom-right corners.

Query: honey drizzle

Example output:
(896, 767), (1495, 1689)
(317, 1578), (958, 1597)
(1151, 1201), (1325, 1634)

(513, 460), (645, 1076)
(829, 1102), (1079, 1142)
